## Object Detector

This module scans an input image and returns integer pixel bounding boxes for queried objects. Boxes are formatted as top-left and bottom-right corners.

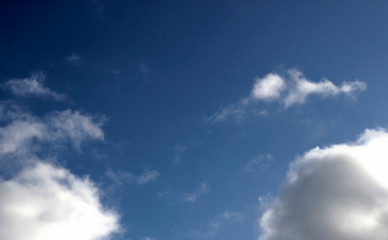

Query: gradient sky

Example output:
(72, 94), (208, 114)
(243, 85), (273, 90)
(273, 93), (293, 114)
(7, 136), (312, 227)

(2, 1), (388, 240)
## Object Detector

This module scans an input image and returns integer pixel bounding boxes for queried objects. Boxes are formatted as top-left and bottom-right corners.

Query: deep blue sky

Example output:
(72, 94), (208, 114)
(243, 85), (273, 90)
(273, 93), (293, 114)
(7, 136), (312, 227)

(1, 1), (388, 239)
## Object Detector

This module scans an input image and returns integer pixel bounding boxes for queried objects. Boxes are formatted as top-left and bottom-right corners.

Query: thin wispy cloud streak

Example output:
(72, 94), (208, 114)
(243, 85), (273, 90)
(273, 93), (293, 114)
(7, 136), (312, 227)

(106, 169), (160, 186)
(182, 181), (210, 203)
(2, 72), (66, 101)
(243, 154), (273, 172)
(190, 211), (243, 238)
(259, 128), (388, 240)
(172, 144), (186, 165)
(207, 68), (366, 122)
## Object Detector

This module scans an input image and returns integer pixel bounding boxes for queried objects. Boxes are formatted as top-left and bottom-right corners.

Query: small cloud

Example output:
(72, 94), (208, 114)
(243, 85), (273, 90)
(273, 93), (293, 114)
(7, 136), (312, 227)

(65, 53), (83, 66)
(190, 211), (243, 238)
(138, 63), (150, 75)
(156, 187), (174, 200)
(243, 154), (273, 172)
(106, 169), (160, 187)
(182, 181), (210, 203)
(2, 72), (66, 101)
(251, 73), (286, 101)
(172, 144), (186, 165)
(207, 68), (366, 122)
(111, 69), (121, 75)
(283, 68), (367, 107)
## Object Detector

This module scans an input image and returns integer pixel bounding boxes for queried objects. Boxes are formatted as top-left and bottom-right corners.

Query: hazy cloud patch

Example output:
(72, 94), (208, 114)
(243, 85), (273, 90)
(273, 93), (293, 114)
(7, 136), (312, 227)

(65, 53), (83, 66)
(182, 181), (210, 203)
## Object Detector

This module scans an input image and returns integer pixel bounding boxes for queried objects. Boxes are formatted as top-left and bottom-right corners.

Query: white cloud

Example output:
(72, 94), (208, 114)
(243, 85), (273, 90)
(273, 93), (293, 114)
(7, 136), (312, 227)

(284, 69), (367, 107)
(48, 110), (105, 149)
(106, 169), (160, 186)
(182, 181), (210, 203)
(207, 69), (366, 122)
(251, 73), (286, 101)
(0, 106), (104, 157)
(0, 85), (119, 239)
(0, 161), (119, 240)
(258, 128), (388, 240)
(2, 72), (66, 100)
(243, 154), (273, 172)
(66, 54), (83, 66)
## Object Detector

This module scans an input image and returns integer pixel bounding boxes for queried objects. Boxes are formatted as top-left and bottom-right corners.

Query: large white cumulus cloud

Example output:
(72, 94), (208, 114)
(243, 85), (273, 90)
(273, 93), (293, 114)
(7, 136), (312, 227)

(0, 162), (119, 240)
(259, 129), (388, 240)
(0, 100), (120, 240)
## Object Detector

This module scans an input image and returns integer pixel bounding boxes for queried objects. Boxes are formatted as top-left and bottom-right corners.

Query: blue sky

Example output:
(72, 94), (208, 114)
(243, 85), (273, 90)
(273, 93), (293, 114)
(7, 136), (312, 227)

(2, 1), (388, 240)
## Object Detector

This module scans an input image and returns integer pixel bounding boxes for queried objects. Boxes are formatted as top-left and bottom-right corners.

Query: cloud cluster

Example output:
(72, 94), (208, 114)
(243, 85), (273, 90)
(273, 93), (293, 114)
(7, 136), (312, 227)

(2, 72), (66, 101)
(208, 69), (366, 122)
(258, 128), (388, 240)
(0, 74), (120, 240)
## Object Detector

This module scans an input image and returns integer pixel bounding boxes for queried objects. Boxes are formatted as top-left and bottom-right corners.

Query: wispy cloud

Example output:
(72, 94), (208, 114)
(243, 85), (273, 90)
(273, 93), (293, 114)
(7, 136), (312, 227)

(259, 128), (388, 240)
(0, 105), (104, 157)
(2, 72), (66, 101)
(207, 68), (366, 122)
(65, 53), (83, 66)
(106, 169), (160, 186)
(243, 154), (273, 172)
(190, 211), (243, 238)
(172, 144), (186, 165)
(138, 63), (150, 75)
(182, 181), (210, 203)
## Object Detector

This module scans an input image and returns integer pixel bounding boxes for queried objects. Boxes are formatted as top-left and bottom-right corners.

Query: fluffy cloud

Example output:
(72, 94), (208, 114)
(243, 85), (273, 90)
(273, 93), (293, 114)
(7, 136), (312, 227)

(258, 128), (388, 240)
(2, 72), (66, 100)
(0, 105), (104, 157)
(283, 69), (366, 107)
(182, 181), (210, 203)
(208, 69), (366, 122)
(251, 73), (286, 101)
(0, 161), (119, 240)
